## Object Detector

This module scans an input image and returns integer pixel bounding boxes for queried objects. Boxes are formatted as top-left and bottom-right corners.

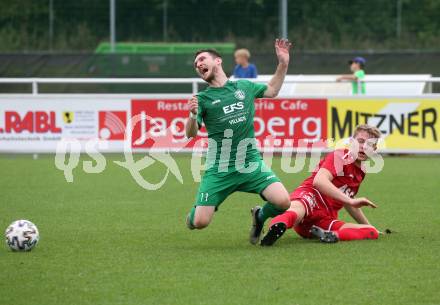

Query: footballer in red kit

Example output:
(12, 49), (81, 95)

(261, 124), (382, 246)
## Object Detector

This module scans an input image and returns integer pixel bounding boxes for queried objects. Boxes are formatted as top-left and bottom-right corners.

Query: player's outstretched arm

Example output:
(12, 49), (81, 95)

(313, 168), (378, 209)
(313, 168), (353, 205)
(336, 75), (357, 82)
(264, 38), (292, 98)
(185, 96), (199, 138)
(348, 197), (377, 209)
(344, 204), (371, 225)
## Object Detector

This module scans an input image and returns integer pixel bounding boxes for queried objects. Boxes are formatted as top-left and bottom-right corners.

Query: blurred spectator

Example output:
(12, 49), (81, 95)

(233, 48), (258, 78)
(337, 56), (366, 94)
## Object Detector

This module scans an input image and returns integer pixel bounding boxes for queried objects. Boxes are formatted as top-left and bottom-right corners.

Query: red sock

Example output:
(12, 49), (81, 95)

(335, 227), (379, 241)
(270, 211), (298, 229)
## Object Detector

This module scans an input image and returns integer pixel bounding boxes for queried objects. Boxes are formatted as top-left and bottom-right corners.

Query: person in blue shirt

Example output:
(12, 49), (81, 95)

(233, 48), (258, 78)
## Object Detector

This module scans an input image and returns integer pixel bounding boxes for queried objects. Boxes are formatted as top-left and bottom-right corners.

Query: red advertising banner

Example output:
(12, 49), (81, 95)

(254, 98), (327, 149)
(131, 99), (327, 150)
(131, 99), (206, 150)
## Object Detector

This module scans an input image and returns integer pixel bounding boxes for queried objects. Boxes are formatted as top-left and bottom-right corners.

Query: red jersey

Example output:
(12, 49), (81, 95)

(298, 149), (366, 212)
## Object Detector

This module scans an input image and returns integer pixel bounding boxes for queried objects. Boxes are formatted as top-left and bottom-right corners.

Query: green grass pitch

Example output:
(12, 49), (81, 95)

(0, 154), (439, 305)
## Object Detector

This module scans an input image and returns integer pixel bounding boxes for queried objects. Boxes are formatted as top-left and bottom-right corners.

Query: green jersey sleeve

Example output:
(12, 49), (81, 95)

(354, 70), (365, 80)
(251, 81), (268, 98)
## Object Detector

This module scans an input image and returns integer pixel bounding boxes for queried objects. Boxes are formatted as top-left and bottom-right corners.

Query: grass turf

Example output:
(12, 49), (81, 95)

(0, 154), (439, 305)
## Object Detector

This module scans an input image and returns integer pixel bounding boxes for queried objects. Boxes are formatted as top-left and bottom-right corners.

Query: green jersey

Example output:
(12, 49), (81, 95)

(197, 80), (267, 172)
(352, 69), (366, 94)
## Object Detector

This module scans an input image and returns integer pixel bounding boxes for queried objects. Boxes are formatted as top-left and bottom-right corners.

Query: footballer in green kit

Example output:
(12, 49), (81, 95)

(185, 39), (293, 245)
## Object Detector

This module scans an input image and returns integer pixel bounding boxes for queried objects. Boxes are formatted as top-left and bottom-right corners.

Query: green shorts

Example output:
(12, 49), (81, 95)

(194, 159), (280, 208)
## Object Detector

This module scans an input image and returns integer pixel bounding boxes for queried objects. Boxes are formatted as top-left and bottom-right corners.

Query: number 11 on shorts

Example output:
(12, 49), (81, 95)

(200, 192), (209, 202)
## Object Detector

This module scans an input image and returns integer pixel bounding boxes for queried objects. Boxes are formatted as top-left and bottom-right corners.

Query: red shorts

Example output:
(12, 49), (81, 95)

(289, 186), (345, 238)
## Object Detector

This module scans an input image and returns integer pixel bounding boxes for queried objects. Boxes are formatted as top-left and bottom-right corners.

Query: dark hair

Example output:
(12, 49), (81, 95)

(349, 60), (365, 69)
(194, 49), (222, 59)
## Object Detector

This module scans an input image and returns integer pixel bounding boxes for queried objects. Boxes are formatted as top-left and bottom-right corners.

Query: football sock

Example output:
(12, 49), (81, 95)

(188, 206), (196, 227)
(335, 227), (379, 241)
(269, 211), (298, 229)
(257, 202), (287, 224)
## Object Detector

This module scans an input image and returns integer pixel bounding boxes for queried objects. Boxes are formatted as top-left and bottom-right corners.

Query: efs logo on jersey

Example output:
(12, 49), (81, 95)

(234, 90), (246, 101)
(222, 102), (244, 114)
(0, 111), (61, 134)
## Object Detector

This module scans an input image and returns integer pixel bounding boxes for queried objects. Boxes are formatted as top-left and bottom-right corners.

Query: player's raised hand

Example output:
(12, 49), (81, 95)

(274, 38), (292, 67)
(188, 95), (198, 115)
(349, 197), (378, 209)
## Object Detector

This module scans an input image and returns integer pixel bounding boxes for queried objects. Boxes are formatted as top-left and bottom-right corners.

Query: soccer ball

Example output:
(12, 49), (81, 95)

(5, 220), (40, 251)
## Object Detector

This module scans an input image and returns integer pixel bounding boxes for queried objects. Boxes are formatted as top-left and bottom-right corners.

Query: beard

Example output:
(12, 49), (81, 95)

(204, 66), (217, 83)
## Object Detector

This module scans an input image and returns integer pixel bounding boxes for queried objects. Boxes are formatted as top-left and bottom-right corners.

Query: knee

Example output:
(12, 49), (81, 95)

(277, 192), (291, 210)
(270, 196), (290, 210)
(187, 206), (215, 230)
(186, 209), (210, 230)
(263, 182), (291, 210)
(193, 217), (211, 229)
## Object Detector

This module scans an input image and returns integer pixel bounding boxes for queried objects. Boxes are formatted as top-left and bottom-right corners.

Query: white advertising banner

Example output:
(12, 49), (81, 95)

(0, 96), (130, 152)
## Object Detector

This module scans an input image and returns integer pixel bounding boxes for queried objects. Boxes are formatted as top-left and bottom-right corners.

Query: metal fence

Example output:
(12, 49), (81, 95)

(1, 77), (440, 96)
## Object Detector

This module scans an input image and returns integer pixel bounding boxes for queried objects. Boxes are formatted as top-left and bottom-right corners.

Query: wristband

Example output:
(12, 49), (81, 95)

(189, 112), (197, 119)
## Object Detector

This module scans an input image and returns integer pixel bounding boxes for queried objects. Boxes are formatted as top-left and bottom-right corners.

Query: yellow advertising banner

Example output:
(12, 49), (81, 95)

(328, 98), (440, 151)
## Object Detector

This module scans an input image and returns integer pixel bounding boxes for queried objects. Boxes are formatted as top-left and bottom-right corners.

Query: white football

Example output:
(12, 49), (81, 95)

(5, 220), (40, 251)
